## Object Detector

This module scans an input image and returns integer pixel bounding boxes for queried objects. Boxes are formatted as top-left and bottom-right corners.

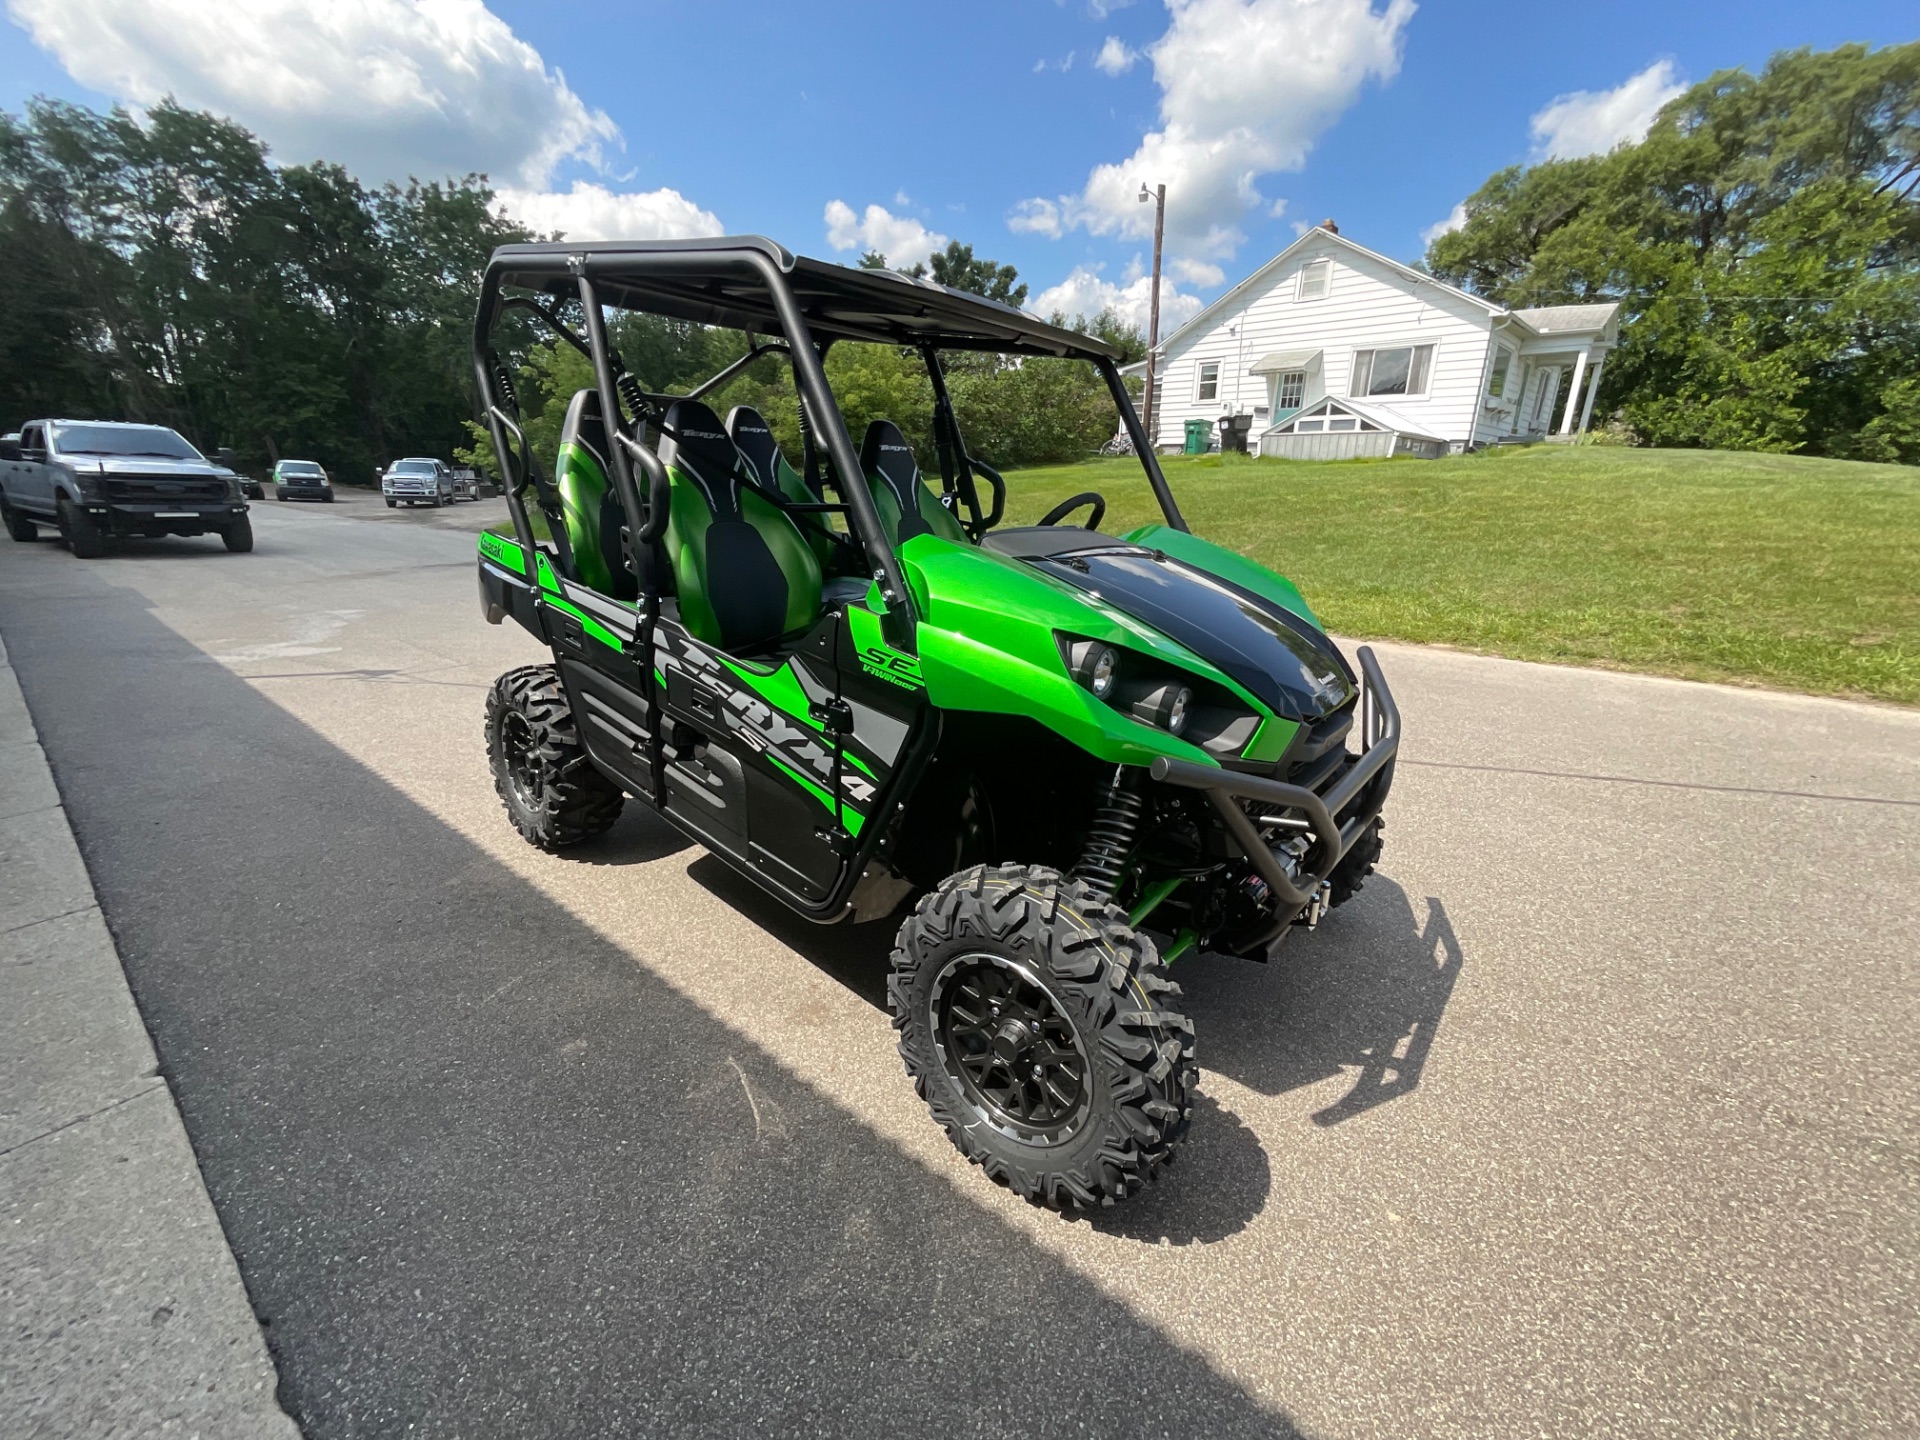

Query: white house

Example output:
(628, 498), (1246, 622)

(1131, 224), (1620, 459)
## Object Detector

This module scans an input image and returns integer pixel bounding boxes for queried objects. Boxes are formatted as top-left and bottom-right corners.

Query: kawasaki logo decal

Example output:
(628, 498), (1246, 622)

(477, 531), (527, 574)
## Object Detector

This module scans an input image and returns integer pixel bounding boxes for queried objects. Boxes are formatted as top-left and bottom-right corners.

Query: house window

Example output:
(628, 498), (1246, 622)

(1327, 417), (1358, 432)
(1277, 371), (1306, 409)
(1196, 361), (1219, 401)
(1487, 346), (1513, 398)
(1351, 344), (1435, 398)
(1293, 418), (1325, 433)
(1297, 259), (1331, 302)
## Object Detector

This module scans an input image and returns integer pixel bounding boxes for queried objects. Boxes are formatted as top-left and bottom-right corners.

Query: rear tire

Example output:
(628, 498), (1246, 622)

(2, 502), (35, 542)
(57, 497), (108, 558)
(890, 864), (1195, 1210)
(485, 665), (624, 850)
(222, 514), (254, 552)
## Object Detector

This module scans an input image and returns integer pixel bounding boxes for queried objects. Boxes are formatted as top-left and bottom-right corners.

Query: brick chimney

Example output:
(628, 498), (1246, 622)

(1318, 218), (1339, 234)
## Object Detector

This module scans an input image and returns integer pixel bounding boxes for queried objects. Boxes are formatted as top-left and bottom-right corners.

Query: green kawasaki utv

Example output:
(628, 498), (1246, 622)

(472, 238), (1398, 1210)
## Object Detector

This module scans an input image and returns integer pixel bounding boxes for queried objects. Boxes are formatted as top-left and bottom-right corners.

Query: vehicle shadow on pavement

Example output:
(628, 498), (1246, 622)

(0, 573), (1310, 1440)
(684, 853), (897, 1008)
(1181, 880), (1465, 1125)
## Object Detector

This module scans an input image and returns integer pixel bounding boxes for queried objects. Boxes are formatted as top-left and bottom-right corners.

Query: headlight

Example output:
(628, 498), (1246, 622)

(1065, 639), (1119, 698)
(1132, 682), (1193, 735)
(71, 470), (105, 501)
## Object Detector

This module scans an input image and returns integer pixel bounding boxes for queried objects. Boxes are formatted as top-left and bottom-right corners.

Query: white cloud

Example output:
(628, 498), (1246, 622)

(1095, 36), (1140, 76)
(1529, 59), (1686, 161)
(1169, 256), (1225, 286)
(1015, 0), (1414, 260)
(496, 181), (722, 242)
(5, 0), (624, 187)
(823, 200), (950, 268)
(1088, 0), (1137, 16)
(1009, 198), (1067, 239)
(1420, 201), (1467, 246)
(1030, 264), (1205, 332)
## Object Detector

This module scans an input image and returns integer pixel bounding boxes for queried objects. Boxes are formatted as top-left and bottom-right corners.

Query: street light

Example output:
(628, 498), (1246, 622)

(1138, 182), (1165, 452)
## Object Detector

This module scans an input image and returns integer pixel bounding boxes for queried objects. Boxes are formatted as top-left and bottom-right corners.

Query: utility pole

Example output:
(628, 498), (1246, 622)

(1138, 182), (1165, 451)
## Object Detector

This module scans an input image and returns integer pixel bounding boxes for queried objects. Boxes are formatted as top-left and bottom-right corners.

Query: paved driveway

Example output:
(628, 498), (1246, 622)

(1, 505), (1914, 1438)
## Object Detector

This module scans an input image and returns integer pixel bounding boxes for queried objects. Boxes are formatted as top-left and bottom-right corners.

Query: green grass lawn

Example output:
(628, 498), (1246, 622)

(1002, 445), (1920, 704)
(492, 444), (1919, 703)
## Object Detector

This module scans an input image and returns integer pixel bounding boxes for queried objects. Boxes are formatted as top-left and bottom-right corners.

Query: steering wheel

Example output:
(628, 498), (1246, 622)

(1037, 491), (1106, 530)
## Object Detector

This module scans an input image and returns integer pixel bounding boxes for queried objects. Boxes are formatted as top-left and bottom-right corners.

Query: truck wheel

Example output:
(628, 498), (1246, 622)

(57, 497), (108, 558)
(2, 502), (35, 542)
(890, 864), (1195, 1210)
(221, 514), (254, 553)
(485, 665), (624, 850)
(386, 498), (397, 508)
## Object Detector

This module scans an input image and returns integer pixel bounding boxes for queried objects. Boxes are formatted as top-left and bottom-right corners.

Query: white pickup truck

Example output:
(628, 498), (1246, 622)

(0, 419), (252, 557)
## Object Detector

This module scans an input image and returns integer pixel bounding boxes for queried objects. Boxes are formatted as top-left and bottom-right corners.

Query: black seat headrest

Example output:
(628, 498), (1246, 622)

(659, 399), (745, 510)
(861, 419), (920, 492)
(560, 387), (609, 459)
(726, 405), (782, 492)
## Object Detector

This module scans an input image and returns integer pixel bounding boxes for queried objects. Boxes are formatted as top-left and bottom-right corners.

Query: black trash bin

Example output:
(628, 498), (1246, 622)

(1219, 414), (1254, 454)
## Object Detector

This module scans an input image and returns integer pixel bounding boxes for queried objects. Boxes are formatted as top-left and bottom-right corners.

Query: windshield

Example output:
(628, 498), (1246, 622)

(280, 461), (324, 476)
(389, 461), (435, 475)
(52, 424), (202, 461)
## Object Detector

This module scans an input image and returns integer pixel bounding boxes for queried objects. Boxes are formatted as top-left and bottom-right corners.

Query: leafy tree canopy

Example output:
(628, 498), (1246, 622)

(1427, 42), (1920, 461)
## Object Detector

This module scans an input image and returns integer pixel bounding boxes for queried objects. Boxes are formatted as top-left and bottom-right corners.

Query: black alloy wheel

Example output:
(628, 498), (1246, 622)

(932, 954), (1091, 1143)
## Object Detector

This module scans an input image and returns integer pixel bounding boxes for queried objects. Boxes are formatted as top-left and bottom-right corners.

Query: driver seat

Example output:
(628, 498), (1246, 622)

(659, 399), (821, 651)
(554, 388), (638, 600)
(861, 420), (970, 547)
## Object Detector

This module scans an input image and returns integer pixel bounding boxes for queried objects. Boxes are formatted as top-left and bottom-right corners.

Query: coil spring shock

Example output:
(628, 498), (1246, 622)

(1074, 768), (1143, 903)
(615, 369), (647, 427)
(492, 361), (519, 413)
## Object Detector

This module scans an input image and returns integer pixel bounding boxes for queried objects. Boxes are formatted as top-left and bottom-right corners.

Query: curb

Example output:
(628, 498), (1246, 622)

(0, 633), (302, 1439)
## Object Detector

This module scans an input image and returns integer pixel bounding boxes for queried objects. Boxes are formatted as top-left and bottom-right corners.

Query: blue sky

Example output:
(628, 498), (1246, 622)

(2, 0), (1912, 329)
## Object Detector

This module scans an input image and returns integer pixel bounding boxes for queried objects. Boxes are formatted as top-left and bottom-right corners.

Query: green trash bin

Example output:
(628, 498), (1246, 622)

(1183, 418), (1213, 454)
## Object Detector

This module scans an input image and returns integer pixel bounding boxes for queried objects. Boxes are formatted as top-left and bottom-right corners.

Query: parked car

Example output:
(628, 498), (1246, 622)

(273, 459), (335, 502)
(0, 418), (251, 556)
(215, 449), (265, 499)
(382, 457), (454, 507)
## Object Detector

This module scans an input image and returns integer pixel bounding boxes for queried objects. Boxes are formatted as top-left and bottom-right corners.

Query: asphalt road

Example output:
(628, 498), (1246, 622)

(1, 497), (1916, 1438)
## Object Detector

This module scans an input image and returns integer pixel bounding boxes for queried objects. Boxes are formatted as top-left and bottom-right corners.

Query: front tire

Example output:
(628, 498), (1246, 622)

(2, 502), (35, 542)
(386, 498), (397, 508)
(57, 497), (108, 558)
(890, 865), (1195, 1210)
(221, 514), (254, 552)
(485, 665), (624, 850)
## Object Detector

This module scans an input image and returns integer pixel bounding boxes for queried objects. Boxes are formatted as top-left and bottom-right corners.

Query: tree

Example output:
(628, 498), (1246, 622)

(1426, 42), (1920, 460)
(902, 240), (1029, 307)
(0, 97), (532, 481)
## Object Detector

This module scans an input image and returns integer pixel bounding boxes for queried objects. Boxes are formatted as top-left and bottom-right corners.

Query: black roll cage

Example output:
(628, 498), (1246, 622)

(471, 235), (1186, 640)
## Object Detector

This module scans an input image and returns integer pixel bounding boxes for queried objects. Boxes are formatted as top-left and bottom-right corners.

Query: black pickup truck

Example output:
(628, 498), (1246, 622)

(0, 419), (252, 557)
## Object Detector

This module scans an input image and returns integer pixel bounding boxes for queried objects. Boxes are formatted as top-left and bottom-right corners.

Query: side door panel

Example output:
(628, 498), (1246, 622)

(16, 426), (51, 513)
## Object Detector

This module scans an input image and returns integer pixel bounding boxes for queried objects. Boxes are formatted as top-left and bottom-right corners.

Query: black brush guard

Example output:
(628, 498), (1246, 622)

(1150, 645), (1400, 916)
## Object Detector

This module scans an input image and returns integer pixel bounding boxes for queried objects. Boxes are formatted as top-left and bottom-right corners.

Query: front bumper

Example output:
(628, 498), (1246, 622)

(1151, 645), (1400, 914)
(278, 485), (332, 500)
(96, 502), (247, 536)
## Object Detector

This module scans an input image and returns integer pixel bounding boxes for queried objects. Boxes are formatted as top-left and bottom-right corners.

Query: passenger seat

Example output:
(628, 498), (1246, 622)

(861, 420), (970, 547)
(658, 399), (822, 652)
(727, 404), (837, 574)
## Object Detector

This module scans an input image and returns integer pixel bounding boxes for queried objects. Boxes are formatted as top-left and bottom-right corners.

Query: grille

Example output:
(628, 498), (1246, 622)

(107, 477), (225, 503)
